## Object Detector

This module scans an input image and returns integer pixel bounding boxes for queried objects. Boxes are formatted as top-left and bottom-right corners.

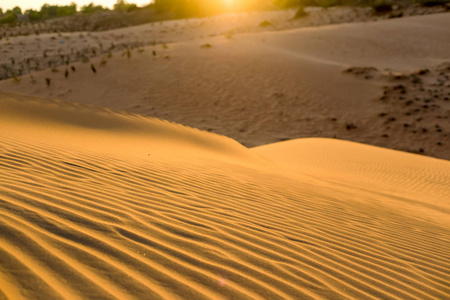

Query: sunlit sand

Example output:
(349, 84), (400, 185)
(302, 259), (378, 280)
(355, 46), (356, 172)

(1, 92), (449, 298)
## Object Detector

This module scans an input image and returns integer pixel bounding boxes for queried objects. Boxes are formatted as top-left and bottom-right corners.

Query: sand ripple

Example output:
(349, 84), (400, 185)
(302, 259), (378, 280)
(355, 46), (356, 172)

(0, 93), (449, 299)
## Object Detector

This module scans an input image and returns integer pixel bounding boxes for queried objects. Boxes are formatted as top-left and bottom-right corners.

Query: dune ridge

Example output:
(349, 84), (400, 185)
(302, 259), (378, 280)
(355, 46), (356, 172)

(0, 92), (260, 165)
(0, 93), (449, 299)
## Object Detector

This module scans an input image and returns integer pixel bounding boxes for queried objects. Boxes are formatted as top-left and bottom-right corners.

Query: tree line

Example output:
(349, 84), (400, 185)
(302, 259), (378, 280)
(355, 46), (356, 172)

(0, 0), (146, 25)
(0, 0), (270, 25)
(1, 0), (448, 26)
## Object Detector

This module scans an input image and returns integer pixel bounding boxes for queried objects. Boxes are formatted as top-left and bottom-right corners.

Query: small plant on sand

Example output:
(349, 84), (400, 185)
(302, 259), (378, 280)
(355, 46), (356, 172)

(420, 0), (450, 6)
(388, 11), (403, 18)
(201, 43), (212, 48)
(372, 1), (393, 13)
(346, 123), (358, 130)
(294, 6), (308, 19)
(259, 20), (272, 27)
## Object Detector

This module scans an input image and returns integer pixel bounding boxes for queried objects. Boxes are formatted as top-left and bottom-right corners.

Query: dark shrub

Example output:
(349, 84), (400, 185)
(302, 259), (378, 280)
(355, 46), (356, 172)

(372, 2), (393, 13)
(294, 6), (308, 18)
(259, 20), (272, 27)
(420, 0), (449, 6)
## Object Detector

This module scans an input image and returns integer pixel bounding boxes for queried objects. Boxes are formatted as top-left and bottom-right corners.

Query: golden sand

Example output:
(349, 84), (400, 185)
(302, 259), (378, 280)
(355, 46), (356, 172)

(1, 92), (449, 299)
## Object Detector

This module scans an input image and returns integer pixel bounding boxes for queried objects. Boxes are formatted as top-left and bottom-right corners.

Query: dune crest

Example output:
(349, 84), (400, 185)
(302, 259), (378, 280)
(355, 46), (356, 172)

(1, 93), (449, 299)
(0, 92), (260, 165)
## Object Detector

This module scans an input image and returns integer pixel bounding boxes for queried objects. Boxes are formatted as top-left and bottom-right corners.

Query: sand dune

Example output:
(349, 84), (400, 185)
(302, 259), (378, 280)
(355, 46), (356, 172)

(1, 13), (449, 159)
(1, 92), (449, 299)
(255, 138), (450, 225)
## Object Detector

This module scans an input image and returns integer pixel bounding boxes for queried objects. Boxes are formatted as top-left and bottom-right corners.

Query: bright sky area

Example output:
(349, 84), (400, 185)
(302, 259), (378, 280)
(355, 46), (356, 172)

(0, 0), (152, 11)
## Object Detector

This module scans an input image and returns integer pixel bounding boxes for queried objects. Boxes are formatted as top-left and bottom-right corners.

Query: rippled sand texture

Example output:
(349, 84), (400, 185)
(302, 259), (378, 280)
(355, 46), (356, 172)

(0, 92), (449, 299)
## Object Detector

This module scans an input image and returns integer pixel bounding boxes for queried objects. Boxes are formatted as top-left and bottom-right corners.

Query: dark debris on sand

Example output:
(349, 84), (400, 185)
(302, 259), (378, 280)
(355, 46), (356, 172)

(343, 62), (450, 157)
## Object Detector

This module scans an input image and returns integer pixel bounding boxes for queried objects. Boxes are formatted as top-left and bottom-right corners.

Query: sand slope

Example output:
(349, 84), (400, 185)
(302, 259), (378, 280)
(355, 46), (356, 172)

(254, 138), (450, 226)
(1, 92), (449, 299)
(1, 13), (449, 159)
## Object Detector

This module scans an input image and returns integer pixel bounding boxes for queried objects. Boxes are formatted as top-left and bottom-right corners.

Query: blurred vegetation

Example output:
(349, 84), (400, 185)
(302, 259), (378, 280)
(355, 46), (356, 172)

(0, 0), (448, 27)
(273, 0), (450, 8)
(372, 1), (393, 13)
(1, 3), (78, 24)
(80, 3), (108, 14)
(113, 0), (138, 12)
(294, 5), (308, 17)
(420, 0), (450, 5)
(0, 0), (269, 27)
(0, 10), (17, 25)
